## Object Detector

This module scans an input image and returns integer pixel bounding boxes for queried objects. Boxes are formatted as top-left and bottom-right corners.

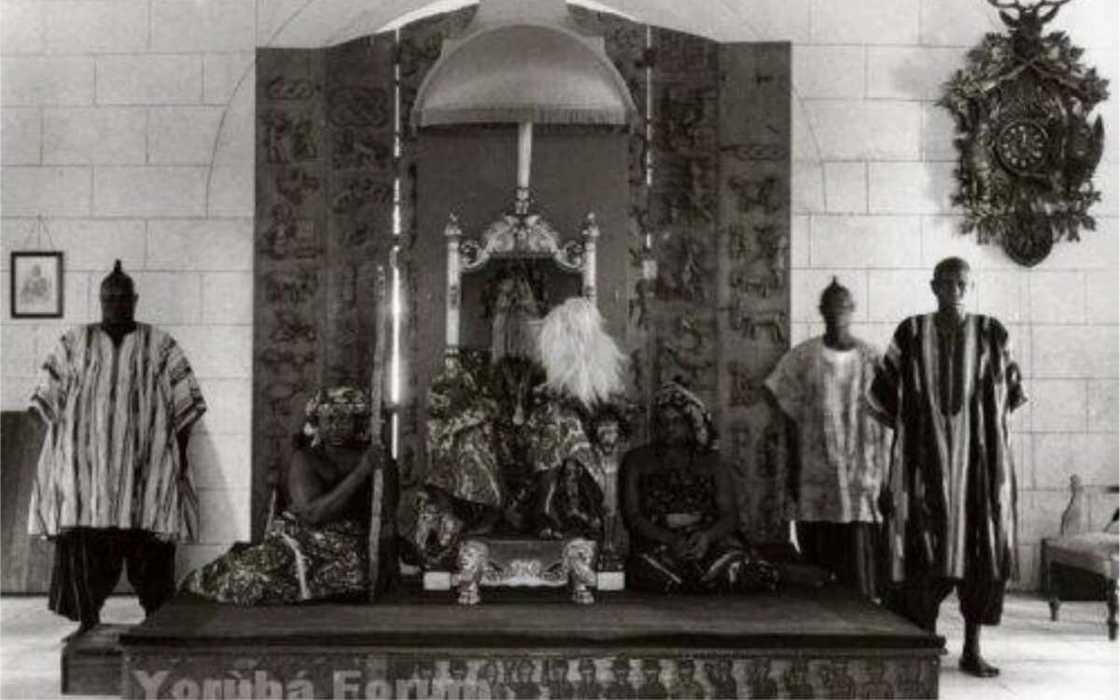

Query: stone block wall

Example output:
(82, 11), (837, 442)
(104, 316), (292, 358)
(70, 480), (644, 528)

(2, 0), (1116, 589)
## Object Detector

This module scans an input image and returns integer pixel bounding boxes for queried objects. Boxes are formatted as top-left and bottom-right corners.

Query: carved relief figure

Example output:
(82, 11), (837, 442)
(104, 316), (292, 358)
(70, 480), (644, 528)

(260, 203), (321, 260)
(744, 658), (775, 699)
(670, 658), (705, 700)
(637, 659), (668, 699)
(260, 111), (317, 163)
(728, 175), (782, 215)
(728, 303), (786, 344)
(782, 659), (814, 699)
(275, 168), (320, 206)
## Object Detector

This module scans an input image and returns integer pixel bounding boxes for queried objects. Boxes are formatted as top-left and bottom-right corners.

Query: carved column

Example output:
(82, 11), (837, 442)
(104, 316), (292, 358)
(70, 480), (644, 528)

(444, 214), (462, 355)
(581, 213), (600, 301)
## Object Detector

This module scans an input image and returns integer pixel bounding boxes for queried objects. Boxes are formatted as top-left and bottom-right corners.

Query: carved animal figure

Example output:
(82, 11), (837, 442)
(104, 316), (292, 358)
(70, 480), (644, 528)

(992, 0), (1071, 60)
(730, 267), (776, 298)
(656, 341), (714, 389)
(257, 348), (316, 374)
(263, 270), (318, 305)
(728, 175), (782, 215)
(270, 309), (317, 343)
(729, 307), (787, 343)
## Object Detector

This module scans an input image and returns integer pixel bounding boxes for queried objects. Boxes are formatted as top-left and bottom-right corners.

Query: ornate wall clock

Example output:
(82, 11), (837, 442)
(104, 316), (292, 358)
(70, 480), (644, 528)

(940, 0), (1109, 266)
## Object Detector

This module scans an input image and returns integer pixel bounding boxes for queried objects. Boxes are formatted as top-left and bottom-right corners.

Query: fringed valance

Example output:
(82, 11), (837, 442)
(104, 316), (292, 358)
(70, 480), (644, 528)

(411, 24), (637, 130)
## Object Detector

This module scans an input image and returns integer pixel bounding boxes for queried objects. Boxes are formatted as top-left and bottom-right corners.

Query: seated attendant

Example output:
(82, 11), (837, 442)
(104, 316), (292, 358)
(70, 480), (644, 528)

(181, 386), (397, 604)
(621, 382), (779, 593)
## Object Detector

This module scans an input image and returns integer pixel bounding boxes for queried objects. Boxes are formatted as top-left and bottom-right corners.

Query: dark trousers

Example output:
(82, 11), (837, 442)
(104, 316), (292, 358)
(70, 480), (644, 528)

(796, 521), (880, 599)
(48, 528), (177, 624)
(883, 575), (1006, 632)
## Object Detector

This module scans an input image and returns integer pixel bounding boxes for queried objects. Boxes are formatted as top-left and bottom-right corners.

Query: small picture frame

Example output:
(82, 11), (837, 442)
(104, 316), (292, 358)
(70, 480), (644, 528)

(10, 251), (64, 318)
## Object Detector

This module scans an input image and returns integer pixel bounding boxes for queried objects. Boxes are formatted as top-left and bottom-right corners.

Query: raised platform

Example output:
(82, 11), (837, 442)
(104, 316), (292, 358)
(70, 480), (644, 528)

(62, 623), (130, 696)
(117, 587), (941, 698)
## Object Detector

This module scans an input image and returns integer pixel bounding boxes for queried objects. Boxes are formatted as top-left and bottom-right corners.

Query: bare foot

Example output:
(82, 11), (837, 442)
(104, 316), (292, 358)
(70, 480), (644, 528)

(959, 654), (999, 677)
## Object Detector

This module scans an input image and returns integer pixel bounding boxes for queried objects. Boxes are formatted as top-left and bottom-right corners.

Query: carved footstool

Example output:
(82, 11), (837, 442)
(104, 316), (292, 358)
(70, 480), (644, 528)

(454, 536), (598, 605)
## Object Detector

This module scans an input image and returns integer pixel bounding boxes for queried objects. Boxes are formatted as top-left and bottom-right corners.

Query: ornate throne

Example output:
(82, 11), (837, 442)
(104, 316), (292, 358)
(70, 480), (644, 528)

(418, 148), (628, 604)
(406, 0), (639, 603)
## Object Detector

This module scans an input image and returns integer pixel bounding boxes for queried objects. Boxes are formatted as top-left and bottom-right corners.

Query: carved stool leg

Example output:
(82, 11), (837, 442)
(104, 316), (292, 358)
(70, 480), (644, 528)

(563, 539), (597, 605)
(1107, 578), (1117, 641)
(457, 540), (489, 606)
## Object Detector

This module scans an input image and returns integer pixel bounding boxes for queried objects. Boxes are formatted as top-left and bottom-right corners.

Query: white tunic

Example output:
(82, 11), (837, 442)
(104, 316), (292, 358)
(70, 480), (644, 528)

(764, 337), (891, 523)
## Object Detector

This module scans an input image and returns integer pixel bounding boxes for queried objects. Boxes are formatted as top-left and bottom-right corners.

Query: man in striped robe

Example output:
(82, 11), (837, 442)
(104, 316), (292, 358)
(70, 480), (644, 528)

(867, 257), (1026, 678)
(29, 261), (207, 635)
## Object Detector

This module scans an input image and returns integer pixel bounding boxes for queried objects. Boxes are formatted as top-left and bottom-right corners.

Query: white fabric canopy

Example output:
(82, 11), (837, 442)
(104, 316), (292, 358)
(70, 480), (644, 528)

(411, 23), (637, 128)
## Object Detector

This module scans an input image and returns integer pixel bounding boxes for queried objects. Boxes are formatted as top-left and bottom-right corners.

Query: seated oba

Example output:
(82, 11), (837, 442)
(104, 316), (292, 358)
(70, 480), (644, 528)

(621, 382), (779, 593)
(182, 386), (398, 604)
(414, 297), (626, 566)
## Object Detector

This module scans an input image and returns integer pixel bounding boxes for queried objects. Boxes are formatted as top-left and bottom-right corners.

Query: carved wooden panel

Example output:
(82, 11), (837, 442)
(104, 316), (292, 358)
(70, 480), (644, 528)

(644, 27), (723, 444)
(716, 43), (792, 542)
(253, 49), (327, 539)
(323, 36), (395, 387)
(252, 39), (394, 539)
(570, 7), (652, 444)
(253, 22), (792, 546)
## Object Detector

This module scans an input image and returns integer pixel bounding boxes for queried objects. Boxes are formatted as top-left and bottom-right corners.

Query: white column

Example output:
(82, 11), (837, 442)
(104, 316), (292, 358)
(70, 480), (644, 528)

(444, 214), (462, 354)
(581, 212), (600, 301)
(517, 121), (533, 191)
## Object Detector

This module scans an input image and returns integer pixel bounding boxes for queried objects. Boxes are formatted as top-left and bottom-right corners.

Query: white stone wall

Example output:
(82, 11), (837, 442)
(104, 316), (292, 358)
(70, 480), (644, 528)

(0, 0), (257, 575)
(782, 0), (1120, 591)
(2, 0), (1116, 589)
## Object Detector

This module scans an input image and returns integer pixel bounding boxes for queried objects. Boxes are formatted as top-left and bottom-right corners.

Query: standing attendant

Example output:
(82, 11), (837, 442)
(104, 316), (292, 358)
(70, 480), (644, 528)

(867, 257), (1026, 677)
(29, 261), (207, 636)
(764, 278), (891, 598)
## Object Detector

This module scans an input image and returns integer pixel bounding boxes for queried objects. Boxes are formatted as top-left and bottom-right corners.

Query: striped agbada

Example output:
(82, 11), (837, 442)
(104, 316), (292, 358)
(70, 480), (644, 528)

(29, 323), (207, 540)
(867, 313), (1026, 585)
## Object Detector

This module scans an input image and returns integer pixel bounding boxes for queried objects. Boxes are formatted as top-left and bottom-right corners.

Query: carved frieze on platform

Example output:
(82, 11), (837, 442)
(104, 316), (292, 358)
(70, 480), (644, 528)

(123, 650), (939, 699)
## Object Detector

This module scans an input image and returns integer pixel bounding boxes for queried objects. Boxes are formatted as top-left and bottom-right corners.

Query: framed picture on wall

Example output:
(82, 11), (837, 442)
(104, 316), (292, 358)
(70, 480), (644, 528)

(10, 251), (64, 318)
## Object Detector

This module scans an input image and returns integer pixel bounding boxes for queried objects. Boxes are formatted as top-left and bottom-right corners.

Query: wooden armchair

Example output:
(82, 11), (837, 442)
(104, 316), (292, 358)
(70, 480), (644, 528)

(1041, 476), (1119, 640)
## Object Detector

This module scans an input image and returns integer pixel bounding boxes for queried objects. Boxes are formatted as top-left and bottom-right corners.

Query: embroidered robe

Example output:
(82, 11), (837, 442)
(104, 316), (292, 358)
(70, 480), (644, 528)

(29, 323), (207, 539)
(867, 314), (1026, 582)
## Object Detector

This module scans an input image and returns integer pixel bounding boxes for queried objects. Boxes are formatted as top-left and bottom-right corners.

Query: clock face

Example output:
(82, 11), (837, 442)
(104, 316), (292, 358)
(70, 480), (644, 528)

(995, 119), (1052, 175)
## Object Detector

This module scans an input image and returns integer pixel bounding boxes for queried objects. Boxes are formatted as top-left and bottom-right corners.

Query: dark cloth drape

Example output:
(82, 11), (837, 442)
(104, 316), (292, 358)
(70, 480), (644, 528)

(49, 528), (176, 623)
(796, 521), (880, 598)
(883, 574), (1006, 630)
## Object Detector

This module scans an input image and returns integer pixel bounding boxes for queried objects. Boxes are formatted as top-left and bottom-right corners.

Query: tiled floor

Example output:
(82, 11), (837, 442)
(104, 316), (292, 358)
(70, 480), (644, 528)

(1, 593), (1116, 699)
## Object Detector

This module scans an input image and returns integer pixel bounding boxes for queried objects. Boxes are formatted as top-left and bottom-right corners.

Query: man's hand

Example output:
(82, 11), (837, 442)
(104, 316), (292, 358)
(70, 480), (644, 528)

(877, 486), (892, 519)
(684, 531), (711, 560)
(669, 535), (691, 560)
(356, 450), (379, 477)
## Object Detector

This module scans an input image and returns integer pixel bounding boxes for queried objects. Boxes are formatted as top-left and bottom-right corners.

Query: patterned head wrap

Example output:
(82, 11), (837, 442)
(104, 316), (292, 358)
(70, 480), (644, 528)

(302, 385), (372, 447)
(653, 381), (716, 451)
